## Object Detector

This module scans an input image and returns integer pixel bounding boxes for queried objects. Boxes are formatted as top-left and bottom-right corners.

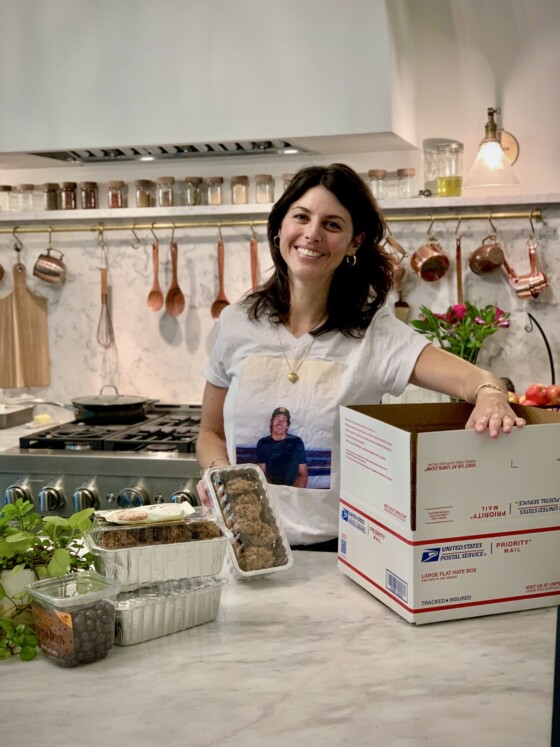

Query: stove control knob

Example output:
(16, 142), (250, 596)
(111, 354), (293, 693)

(39, 483), (65, 513)
(5, 481), (33, 506)
(170, 481), (199, 507)
(117, 485), (149, 509)
(73, 487), (100, 512)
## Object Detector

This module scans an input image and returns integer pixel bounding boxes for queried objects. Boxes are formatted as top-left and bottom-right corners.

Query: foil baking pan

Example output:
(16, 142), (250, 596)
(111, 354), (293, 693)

(114, 576), (226, 645)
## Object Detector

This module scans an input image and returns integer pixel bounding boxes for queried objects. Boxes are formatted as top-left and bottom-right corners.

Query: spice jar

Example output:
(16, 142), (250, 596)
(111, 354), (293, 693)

(135, 179), (154, 208)
(15, 184), (35, 211)
(397, 168), (415, 199)
(80, 181), (98, 209)
(436, 142), (463, 197)
(231, 176), (249, 205)
(282, 173), (294, 192)
(255, 174), (274, 204)
(204, 177), (224, 206)
(368, 169), (387, 200)
(107, 180), (126, 209)
(184, 177), (202, 206)
(41, 183), (59, 211)
(157, 176), (175, 207)
(58, 182), (77, 210)
(0, 185), (11, 211)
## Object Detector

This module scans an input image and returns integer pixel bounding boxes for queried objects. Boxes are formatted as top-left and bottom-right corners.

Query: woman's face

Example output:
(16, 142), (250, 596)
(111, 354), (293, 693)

(277, 186), (361, 285)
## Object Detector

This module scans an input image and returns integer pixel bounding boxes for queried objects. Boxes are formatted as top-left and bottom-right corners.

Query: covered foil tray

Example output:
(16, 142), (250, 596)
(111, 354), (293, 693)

(114, 577), (226, 646)
(205, 464), (293, 580)
(85, 524), (232, 589)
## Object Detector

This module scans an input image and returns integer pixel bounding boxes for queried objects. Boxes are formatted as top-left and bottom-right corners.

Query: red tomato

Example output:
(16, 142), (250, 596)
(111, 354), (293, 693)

(545, 384), (560, 405)
(524, 383), (550, 406)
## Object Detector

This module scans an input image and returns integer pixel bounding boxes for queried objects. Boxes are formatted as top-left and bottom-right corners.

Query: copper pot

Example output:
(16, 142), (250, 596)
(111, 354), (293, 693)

(411, 238), (449, 282)
(33, 247), (67, 284)
(469, 235), (505, 275)
(502, 238), (548, 299)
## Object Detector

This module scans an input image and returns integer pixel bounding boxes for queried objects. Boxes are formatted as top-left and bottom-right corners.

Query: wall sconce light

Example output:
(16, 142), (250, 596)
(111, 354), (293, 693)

(463, 107), (520, 188)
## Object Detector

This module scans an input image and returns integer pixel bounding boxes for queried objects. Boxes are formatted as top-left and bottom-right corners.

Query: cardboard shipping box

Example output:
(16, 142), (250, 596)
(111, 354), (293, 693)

(338, 402), (560, 624)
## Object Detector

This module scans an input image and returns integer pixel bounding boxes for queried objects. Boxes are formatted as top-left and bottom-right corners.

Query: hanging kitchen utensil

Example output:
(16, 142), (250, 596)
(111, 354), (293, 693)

(0, 263), (4, 283)
(468, 217), (504, 276)
(96, 229), (115, 349)
(147, 225), (164, 311)
(250, 224), (259, 290)
(0, 232), (50, 388)
(393, 265), (410, 322)
(410, 218), (450, 282)
(502, 215), (548, 299)
(165, 226), (185, 316)
(455, 217), (463, 304)
(210, 226), (230, 319)
(32, 227), (67, 284)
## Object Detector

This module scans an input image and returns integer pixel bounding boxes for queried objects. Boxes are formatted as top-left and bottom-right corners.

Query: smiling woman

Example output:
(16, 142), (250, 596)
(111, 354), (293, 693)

(196, 163), (525, 550)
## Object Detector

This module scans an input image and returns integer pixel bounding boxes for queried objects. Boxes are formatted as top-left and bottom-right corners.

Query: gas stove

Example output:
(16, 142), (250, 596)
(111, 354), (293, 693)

(0, 404), (203, 517)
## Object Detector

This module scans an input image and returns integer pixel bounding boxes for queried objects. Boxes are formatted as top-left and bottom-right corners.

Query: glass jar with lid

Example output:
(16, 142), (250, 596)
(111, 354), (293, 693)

(59, 182), (78, 210)
(397, 168), (416, 199)
(368, 169), (387, 200)
(255, 174), (274, 204)
(0, 185), (11, 211)
(231, 175), (249, 205)
(184, 177), (202, 206)
(107, 181), (126, 208)
(204, 177), (224, 206)
(436, 142), (463, 196)
(15, 184), (35, 211)
(135, 179), (154, 208)
(157, 176), (175, 207)
(41, 183), (59, 211)
(282, 173), (294, 192)
(80, 181), (98, 209)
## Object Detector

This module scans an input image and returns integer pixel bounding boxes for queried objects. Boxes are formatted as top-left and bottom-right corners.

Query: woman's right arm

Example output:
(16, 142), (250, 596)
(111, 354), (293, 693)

(196, 381), (230, 471)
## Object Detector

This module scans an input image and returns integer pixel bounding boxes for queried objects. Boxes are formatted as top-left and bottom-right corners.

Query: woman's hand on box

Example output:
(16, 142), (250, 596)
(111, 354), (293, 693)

(466, 390), (526, 438)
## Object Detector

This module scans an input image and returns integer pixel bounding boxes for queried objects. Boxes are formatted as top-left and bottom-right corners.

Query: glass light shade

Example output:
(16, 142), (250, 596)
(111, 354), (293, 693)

(464, 139), (520, 188)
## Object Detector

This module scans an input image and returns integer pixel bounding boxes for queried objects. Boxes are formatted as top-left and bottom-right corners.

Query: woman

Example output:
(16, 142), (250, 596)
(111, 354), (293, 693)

(197, 163), (524, 550)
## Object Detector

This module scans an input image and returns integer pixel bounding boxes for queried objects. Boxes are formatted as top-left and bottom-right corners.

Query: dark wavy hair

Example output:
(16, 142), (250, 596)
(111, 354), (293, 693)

(243, 163), (393, 338)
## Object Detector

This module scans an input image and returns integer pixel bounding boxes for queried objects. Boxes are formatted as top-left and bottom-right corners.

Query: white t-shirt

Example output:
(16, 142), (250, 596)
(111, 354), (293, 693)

(203, 302), (429, 545)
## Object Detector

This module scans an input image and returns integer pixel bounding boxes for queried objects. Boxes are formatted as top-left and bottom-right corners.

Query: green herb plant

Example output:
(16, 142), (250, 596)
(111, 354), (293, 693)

(0, 498), (95, 661)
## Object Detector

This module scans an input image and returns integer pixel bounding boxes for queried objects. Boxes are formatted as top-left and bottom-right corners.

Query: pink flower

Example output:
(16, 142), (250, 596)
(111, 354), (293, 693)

(450, 304), (467, 320)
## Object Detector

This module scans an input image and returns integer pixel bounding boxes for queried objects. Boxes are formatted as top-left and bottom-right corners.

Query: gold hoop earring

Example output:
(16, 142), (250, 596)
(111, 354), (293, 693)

(345, 254), (357, 267)
(273, 235), (281, 249)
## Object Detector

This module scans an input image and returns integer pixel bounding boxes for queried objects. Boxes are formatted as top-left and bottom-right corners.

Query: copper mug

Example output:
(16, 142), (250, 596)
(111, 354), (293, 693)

(33, 248), (67, 283)
(469, 235), (505, 275)
(410, 237), (449, 282)
(502, 238), (548, 299)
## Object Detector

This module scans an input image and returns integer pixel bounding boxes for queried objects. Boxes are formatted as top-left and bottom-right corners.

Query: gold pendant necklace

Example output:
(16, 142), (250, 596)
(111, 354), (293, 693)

(276, 326), (315, 384)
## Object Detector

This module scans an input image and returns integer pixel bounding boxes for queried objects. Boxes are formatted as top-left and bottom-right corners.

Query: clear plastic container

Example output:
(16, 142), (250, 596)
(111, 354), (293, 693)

(79, 181), (98, 209)
(0, 185), (11, 211)
(41, 183), (59, 211)
(204, 177), (224, 206)
(135, 179), (154, 208)
(437, 142), (463, 197)
(368, 169), (387, 200)
(205, 464), (293, 579)
(27, 571), (121, 667)
(231, 175), (249, 205)
(397, 168), (415, 199)
(184, 176), (202, 206)
(255, 174), (274, 204)
(15, 183), (35, 211)
(107, 180), (126, 208)
(157, 176), (175, 207)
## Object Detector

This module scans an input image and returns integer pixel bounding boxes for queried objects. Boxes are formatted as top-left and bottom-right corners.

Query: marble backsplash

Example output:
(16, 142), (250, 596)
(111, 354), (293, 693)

(0, 201), (558, 406)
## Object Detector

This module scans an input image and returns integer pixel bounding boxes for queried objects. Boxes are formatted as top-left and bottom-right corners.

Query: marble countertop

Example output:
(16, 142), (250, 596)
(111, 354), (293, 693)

(0, 552), (556, 747)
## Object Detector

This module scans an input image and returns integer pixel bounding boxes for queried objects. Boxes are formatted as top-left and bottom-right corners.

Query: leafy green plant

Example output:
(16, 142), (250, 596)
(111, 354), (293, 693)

(0, 499), (95, 660)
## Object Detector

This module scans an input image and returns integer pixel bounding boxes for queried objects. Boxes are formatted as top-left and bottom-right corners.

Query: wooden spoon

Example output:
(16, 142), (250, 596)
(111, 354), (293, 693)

(249, 235), (259, 290)
(165, 241), (185, 317)
(147, 241), (163, 311)
(210, 237), (230, 319)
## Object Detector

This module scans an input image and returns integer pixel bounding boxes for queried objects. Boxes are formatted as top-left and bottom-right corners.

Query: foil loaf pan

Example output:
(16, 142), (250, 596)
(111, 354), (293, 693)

(114, 576), (226, 646)
(85, 518), (233, 589)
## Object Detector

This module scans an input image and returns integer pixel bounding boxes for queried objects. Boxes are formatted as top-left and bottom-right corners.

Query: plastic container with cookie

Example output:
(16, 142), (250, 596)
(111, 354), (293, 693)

(205, 464), (293, 579)
(84, 506), (233, 589)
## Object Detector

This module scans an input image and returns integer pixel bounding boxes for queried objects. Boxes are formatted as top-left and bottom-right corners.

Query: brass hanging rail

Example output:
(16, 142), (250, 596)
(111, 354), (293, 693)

(0, 209), (542, 235)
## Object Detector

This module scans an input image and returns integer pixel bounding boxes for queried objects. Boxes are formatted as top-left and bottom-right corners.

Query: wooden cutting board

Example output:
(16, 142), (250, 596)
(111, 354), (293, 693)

(0, 263), (50, 388)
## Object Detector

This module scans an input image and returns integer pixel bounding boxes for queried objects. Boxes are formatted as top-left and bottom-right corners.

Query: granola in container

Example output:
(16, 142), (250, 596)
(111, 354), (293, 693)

(205, 464), (293, 579)
(114, 576), (226, 646)
(85, 507), (232, 588)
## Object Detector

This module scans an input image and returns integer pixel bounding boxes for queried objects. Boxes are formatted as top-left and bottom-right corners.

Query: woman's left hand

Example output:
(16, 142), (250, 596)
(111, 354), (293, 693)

(465, 392), (526, 438)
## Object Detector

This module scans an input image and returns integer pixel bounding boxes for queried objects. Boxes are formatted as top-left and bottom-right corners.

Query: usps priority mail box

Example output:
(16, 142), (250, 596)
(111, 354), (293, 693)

(338, 402), (560, 624)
